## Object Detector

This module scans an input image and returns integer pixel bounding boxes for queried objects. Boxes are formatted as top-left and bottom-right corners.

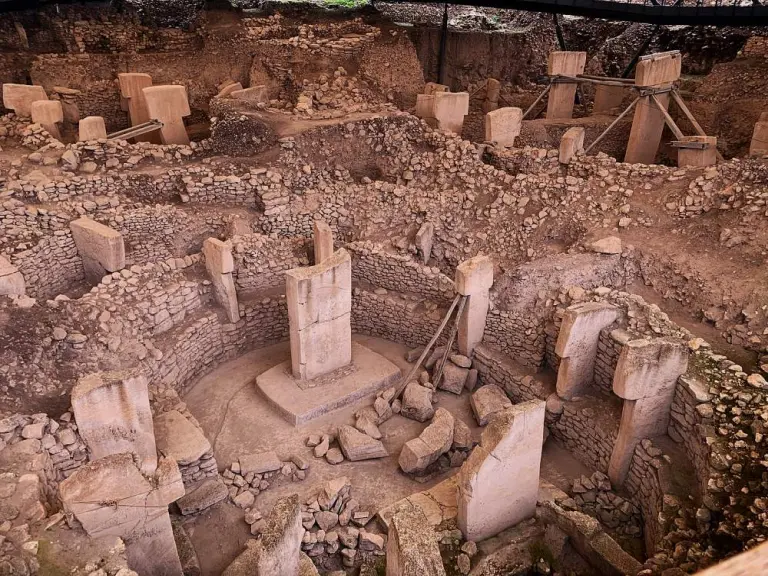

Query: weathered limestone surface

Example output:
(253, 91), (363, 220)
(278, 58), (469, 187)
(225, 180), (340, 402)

(456, 255), (493, 357)
(118, 72), (159, 143)
(154, 409), (211, 466)
(202, 238), (240, 323)
(592, 84), (626, 115)
(401, 382), (434, 422)
(415, 94), (435, 119)
(0, 256), (25, 296)
(222, 495), (303, 576)
(313, 220), (334, 264)
(749, 112), (768, 157)
(484, 107), (522, 148)
(546, 52), (587, 119)
(458, 400), (545, 541)
(677, 135), (717, 168)
(424, 82), (449, 95)
(338, 425), (388, 461)
(176, 477), (228, 515)
(30, 100), (63, 139)
(433, 92), (469, 135)
(470, 384), (513, 426)
(143, 84), (191, 145)
(286, 248), (352, 380)
(69, 217), (125, 281)
(608, 338), (689, 486)
(60, 454), (185, 576)
(2, 83), (47, 117)
(399, 408), (454, 474)
(72, 371), (157, 474)
(414, 222), (434, 264)
(559, 126), (585, 164)
(78, 116), (108, 141)
(555, 302), (619, 400)
(231, 85), (269, 103)
(386, 501), (446, 576)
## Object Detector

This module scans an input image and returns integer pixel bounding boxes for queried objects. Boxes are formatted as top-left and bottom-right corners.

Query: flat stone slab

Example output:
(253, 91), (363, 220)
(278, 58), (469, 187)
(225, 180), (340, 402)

(154, 410), (211, 466)
(256, 342), (401, 426)
(338, 425), (388, 461)
(177, 478), (228, 516)
(470, 385), (513, 426)
(240, 451), (282, 474)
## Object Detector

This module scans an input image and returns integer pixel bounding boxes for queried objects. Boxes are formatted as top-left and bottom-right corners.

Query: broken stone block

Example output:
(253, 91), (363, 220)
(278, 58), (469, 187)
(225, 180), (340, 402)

(240, 451), (282, 475)
(484, 107), (522, 148)
(415, 222), (434, 264)
(588, 236), (622, 255)
(231, 85), (270, 103)
(72, 371), (157, 474)
(439, 363), (469, 395)
(338, 425), (388, 461)
(415, 94), (435, 119)
(30, 100), (63, 139)
(154, 410), (211, 467)
(452, 418), (473, 450)
(401, 382), (434, 422)
(2, 83), (47, 117)
(218, 82), (244, 98)
(386, 501), (446, 576)
(313, 220), (334, 264)
(0, 256), (25, 296)
(399, 408), (454, 474)
(456, 255), (493, 356)
(470, 385), (513, 426)
(78, 116), (108, 141)
(458, 400), (545, 541)
(69, 217), (125, 281)
(176, 478), (228, 515)
(326, 448), (344, 465)
(559, 126), (585, 164)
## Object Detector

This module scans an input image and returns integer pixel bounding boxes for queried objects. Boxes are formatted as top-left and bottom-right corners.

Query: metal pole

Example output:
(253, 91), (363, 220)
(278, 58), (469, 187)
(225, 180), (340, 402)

(584, 96), (640, 154)
(437, 3), (449, 85)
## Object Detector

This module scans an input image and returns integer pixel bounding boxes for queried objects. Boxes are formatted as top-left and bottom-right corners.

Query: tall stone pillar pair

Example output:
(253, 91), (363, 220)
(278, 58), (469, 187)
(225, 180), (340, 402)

(118, 73), (191, 145)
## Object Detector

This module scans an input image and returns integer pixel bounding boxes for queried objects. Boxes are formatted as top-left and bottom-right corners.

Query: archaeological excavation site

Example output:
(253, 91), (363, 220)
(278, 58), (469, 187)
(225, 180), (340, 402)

(2, 0), (768, 575)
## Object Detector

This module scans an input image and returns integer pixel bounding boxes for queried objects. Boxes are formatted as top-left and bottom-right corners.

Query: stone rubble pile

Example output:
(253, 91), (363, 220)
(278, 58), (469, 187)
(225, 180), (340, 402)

(566, 471), (643, 538)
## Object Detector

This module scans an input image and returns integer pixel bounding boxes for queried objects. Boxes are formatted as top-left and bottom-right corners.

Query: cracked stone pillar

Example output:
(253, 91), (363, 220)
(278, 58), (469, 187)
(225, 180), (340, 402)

(458, 400), (545, 541)
(750, 112), (768, 157)
(433, 92), (469, 135)
(546, 51), (586, 120)
(202, 238), (240, 323)
(72, 371), (158, 474)
(118, 73), (160, 143)
(455, 255), (493, 357)
(60, 453), (184, 576)
(555, 302), (619, 400)
(78, 116), (107, 141)
(608, 338), (689, 486)
(69, 217), (125, 282)
(387, 501), (446, 576)
(484, 107), (522, 148)
(313, 220), (334, 264)
(286, 248), (352, 380)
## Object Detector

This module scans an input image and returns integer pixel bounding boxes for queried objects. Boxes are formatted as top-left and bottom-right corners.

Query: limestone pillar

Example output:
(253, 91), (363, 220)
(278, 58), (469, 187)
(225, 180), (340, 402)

(559, 126), (585, 164)
(749, 112), (768, 157)
(677, 136), (717, 168)
(387, 502), (447, 576)
(608, 338), (688, 486)
(69, 217), (125, 282)
(455, 255), (493, 357)
(415, 94), (436, 120)
(415, 222), (434, 264)
(313, 220), (334, 264)
(286, 248), (352, 380)
(78, 116), (107, 141)
(424, 82), (449, 95)
(624, 51), (682, 164)
(433, 92), (469, 135)
(60, 454), (184, 576)
(202, 238), (240, 323)
(71, 371), (158, 474)
(546, 52), (587, 120)
(118, 72), (159, 143)
(30, 100), (63, 139)
(142, 85), (191, 146)
(555, 302), (619, 400)
(2, 83), (47, 117)
(483, 78), (501, 113)
(592, 84), (626, 115)
(484, 107), (522, 148)
(458, 400), (546, 541)
(0, 256), (25, 296)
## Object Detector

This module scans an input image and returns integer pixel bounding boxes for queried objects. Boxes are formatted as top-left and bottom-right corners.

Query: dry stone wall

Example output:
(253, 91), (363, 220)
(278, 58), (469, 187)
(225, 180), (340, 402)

(232, 234), (308, 294)
(11, 232), (84, 299)
(483, 306), (546, 369)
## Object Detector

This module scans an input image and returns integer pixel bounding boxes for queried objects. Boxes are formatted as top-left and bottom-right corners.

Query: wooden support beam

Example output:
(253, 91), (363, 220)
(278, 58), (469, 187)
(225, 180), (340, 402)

(651, 94), (685, 140)
(432, 296), (468, 389)
(671, 90), (724, 162)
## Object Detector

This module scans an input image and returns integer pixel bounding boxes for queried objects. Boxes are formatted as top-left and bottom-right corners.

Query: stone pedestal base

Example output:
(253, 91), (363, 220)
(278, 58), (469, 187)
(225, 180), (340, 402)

(255, 342), (401, 426)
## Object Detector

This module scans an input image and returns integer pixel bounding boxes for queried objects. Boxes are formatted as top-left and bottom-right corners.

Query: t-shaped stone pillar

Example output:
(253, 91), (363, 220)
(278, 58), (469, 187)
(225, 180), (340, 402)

(202, 238), (240, 323)
(484, 107), (522, 148)
(546, 51), (586, 120)
(142, 85), (191, 146)
(433, 92), (469, 135)
(555, 302), (619, 400)
(118, 72), (159, 144)
(455, 255), (493, 357)
(78, 116), (107, 141)
(313, 220), (334, 264)
(30, 100), (63, 139)
(608, 338), (688, 487)
(2, 83), (48, 117)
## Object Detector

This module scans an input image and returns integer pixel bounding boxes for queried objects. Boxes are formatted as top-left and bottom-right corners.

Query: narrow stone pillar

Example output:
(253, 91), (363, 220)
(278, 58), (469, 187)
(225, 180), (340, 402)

(2, 83), (47, 117)
(143, 85), (192, 145)
(72, 371), (157, 474)
(78, 116), (107, 141)
(559, 126), (585, 164)
(749, 112), (768, 157)
(546, 51), (587, 120)
(60, 454), (184, 576)
(415, 222), (434, 264)
(455, 255), (493, 357)
(433, 92), (469, 135)
(608, 338), (688, 486)
(69, 217), (125, 282)
(313, 220), (334, 264)
(484, 107), (522, 148)
(592, 84), (626, 115)
(555, 302), (619, 400)
(286, 248), (352, 380)
(0, 256), (25, 296)
(202, 238), (240, 323)
(458, 400), (546, 541)
(483, 78), (501, 113)
(624, 51), (682, 164)
(30, 100), (63, 139)
(387, 502), (447, 576)
(677, 136), (717, 168)
(118, 72), (159, 143)
(415, 94), (436, 120)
